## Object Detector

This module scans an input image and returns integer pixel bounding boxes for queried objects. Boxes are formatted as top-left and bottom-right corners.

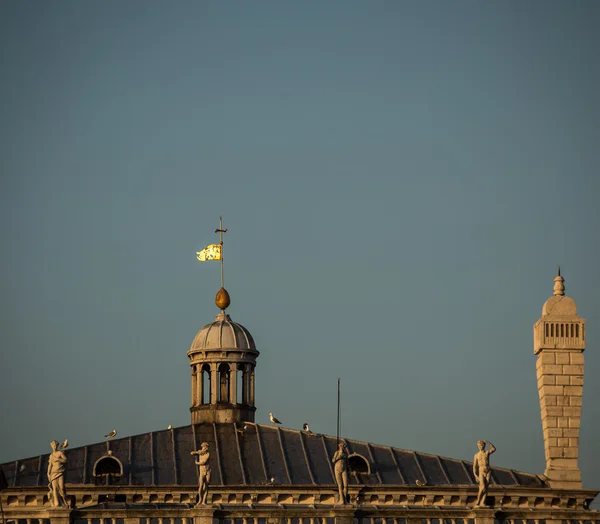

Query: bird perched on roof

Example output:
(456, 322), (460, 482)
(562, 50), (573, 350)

(302, 422), (312, 433)
(60, 439), (68, 449)
(415, 479), (426, 487)
(105, 429), (117, 439)
(269, 413), (282, 426)
(167, 424), (172, 430)
(19, 464), (26, 472)
(235, 424), (248, 434)
(270, 477), (275, 484)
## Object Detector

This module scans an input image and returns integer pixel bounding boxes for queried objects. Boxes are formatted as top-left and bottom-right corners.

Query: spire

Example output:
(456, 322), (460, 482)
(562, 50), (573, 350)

(553, 266), (565, 296)
(214, 217), (230, 314)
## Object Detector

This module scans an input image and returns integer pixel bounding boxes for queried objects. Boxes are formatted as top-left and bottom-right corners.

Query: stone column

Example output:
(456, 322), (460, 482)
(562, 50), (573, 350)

(230, 362), (238, 405)
(191, 365), (197, 407)
(210, 365), (218, 405)
(536, 349), (584, 486)
(250, 366), (255, 406)
(241, 364), (248, 404)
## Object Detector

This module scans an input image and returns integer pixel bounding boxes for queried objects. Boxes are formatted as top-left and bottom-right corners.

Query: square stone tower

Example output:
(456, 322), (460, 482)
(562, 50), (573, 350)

(533, 270), (585, 488)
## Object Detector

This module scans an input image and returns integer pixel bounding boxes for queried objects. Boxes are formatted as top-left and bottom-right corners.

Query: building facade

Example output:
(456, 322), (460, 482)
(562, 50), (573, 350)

(1, 273), (598, 524)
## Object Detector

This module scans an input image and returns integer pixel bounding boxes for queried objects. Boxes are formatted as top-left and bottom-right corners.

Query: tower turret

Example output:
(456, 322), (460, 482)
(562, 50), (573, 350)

(187, 288), (259, 424)
(533, 269), (585, 488)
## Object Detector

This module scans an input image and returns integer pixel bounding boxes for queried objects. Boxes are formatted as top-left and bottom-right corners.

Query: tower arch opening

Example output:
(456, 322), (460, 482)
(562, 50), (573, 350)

(218, 363), (230, 403)
(201, 364), (211, 404)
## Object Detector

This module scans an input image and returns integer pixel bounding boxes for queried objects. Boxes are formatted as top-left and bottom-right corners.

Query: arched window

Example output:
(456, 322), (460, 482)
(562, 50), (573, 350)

(348, 453), (371, 475)
(218, 363), (230, 403)
(93, 454), (123, 485)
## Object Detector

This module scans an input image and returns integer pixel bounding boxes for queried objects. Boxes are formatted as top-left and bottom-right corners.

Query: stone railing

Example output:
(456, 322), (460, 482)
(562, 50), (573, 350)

(1, 485), (599, 524)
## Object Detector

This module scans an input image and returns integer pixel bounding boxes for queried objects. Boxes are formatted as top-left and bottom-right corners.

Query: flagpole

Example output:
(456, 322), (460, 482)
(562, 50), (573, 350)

(219, 217), (224, 288)
(215, 217), (227, 289)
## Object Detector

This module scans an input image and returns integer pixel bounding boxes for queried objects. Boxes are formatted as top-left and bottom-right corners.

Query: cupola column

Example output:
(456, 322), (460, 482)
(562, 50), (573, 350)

(534, 270), (585, 488)
(242, 365), (249, 404)
(250, 367), (255, 406)
(191, 365), (197, 407)
(230, 363), (238, 405)
(210, 365), (218, 405)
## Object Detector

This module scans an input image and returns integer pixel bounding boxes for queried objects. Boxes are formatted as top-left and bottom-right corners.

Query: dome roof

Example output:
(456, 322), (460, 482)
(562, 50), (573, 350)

(541, 271), (578, 317)
(190, 313), (256, 352)
(542, 295), (577, 316)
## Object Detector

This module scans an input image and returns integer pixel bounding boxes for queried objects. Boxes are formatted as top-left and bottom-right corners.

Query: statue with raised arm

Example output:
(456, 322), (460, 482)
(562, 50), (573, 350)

(473, 440), (496, 507)
(47, 440), (68, 508)
(191, 442), (211, 505)
(332, 442), (349, 505)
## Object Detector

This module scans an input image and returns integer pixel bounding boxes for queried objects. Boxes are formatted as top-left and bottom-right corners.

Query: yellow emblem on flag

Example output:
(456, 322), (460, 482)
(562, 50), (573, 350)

(196, 244), (222, 261)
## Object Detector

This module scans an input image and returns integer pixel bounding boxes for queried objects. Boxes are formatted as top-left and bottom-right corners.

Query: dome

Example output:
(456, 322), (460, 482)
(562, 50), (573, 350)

(542, 295), (577, 317)
(190, 313), (256, 352)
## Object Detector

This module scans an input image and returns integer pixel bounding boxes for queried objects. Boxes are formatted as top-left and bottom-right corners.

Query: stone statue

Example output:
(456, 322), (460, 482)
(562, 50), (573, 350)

(332, 442), (349, 505)
(191, 442), (211, 505)
(473, 440), (496, 507)
(47, 440), (68, 508)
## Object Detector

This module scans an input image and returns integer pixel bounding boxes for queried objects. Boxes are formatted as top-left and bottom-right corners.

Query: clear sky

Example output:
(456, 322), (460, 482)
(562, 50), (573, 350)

(1, 0), (599, 492)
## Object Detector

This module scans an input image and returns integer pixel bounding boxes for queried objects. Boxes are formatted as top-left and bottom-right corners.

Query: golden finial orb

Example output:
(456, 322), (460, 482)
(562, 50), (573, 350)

(215, 287), (231, 310)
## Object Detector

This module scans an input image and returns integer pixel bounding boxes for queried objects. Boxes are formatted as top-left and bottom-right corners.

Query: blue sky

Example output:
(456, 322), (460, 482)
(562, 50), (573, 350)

(1, 0), (599, 491)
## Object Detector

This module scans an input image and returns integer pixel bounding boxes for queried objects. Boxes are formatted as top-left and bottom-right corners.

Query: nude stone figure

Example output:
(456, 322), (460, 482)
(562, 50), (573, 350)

(47, 440), (68, 508)
(473, 440), (496, 507)
(332, 442), (349, 505)
(191, 442), (211, 505)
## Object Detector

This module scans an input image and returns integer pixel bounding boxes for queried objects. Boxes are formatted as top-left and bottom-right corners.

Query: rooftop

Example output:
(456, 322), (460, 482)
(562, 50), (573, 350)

(1, 423), (546, 489)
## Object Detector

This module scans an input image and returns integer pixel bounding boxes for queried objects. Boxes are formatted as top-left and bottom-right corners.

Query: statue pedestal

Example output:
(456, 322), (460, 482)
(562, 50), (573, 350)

(471, 507), (497, 524)
(47, 507), (72, 524)
(190, 505), (216, 524)
(332, 506), (355, 524)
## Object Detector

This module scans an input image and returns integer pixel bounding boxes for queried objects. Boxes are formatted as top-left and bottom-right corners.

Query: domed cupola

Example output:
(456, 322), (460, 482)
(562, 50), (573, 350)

(187, 287), (259, 424)
(190, 315), (256, 352)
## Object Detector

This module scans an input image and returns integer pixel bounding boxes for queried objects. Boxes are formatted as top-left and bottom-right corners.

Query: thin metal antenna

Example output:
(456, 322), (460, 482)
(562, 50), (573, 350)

(336, 377), (341, 445)
(215, 216), (227, 289)
(0, 490), (5, 524)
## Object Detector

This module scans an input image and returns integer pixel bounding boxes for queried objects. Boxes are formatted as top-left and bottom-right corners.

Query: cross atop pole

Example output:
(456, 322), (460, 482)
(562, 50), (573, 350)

(215, 217), (227, 289)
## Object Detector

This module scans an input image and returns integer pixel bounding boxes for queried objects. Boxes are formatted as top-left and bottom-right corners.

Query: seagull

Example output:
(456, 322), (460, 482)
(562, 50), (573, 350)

(302, 422), (312, 433)
(270, 477), (275, 484)
(104, 430), (117, 439)
(269, 413), (282, 426)
(416, 479), (426, 486)
(235, 424), (248, 434)
(60, 439), (68, 449)
(167, 425), (172, 430)
(19, 464), (26, 472)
